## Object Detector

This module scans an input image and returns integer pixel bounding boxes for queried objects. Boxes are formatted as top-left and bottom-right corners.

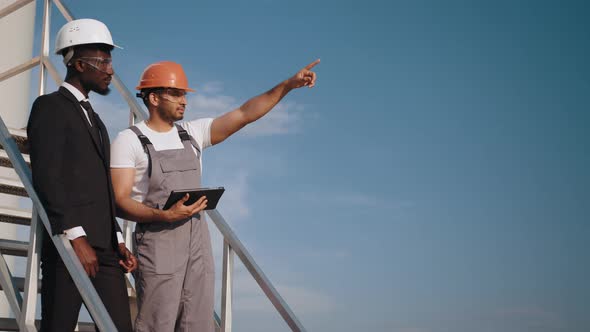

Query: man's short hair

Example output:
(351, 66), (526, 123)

(138, 88), (161, 108)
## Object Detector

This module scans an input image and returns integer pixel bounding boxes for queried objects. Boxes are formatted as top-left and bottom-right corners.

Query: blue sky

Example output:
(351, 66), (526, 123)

(23, 0), (590, 331)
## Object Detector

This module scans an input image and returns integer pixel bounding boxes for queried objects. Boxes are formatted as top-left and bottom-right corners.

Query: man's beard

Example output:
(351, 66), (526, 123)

(86, 78), (111, 96)
(94, 86), (111, 96)
(157, 106), (184, 122)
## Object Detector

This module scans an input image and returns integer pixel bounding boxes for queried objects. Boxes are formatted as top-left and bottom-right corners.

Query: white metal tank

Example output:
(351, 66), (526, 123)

(0, 0), (37, 318)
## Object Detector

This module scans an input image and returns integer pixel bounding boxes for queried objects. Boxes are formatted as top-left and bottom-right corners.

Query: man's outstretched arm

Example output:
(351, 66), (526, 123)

(210, 59), (320, 145)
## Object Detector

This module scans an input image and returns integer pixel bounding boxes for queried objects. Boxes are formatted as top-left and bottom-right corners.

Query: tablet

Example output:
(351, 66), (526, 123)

(162, 187), (225, 210)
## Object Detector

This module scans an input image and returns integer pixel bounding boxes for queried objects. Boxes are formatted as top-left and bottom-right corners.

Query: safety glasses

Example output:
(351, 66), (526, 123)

(160, 88), (186, 98)
(76, 57), (113, 71)
(155, 88), (187, 102)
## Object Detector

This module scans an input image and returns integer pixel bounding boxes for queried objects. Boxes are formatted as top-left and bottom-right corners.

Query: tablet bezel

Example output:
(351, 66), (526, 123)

(162, 187), (225, 210)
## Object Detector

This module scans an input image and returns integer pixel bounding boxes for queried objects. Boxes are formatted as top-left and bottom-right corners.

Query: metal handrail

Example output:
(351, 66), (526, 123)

(207, 210), (307, 332)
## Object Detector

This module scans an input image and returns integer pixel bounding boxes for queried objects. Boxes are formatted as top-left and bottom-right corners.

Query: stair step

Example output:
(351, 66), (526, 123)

(0, 172), (27, 197)
(0, 239), (29, 257)
(0, 130), (29, 155)
(0, 277), (41, 292)
(0, 206), (32, 226)
(0, 150), (30, 168)
(0, 317), (95, 331)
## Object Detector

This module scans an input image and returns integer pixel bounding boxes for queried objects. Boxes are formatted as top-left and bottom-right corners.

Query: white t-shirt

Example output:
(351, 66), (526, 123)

(110, 119), (214, 202)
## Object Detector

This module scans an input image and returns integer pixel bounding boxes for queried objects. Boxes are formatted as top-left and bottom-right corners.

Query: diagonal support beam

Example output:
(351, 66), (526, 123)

(0, 0), (34, 20)
(0, 57), (41, 84)
(52, 0), (74, 21)
(42, 57), (64, 86)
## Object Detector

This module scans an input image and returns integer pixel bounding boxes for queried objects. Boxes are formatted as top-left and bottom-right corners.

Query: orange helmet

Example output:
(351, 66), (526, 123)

(135, 61), (195, 92)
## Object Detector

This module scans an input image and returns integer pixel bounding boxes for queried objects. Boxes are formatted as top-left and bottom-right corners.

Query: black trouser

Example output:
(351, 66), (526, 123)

(40, 247), (132, 332)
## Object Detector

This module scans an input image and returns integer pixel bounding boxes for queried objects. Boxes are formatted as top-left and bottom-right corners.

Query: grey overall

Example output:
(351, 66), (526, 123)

(130, 125), (214, 332)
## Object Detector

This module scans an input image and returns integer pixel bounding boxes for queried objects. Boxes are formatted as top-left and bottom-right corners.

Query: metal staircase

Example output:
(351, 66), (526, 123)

(0, 1), (307, 331)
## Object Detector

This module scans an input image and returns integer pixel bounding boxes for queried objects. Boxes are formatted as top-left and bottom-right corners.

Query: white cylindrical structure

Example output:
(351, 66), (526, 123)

(0, 0), (37, 318)
(0, 0), (36, 129)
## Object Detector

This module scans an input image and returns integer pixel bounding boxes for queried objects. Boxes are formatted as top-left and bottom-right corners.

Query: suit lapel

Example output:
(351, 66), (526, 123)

(58, 87), (105, 160)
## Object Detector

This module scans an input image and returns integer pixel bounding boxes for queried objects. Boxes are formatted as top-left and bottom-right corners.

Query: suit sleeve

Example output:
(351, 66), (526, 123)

(27, 97), (73, 234)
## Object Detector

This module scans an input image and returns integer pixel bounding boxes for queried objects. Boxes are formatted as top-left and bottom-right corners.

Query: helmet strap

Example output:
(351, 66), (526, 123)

(63, 48), (75, 66)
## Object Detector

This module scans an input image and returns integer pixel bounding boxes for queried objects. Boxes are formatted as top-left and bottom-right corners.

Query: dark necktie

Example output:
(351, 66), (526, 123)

(79, 100), (96, 126)
(79, 100), (102, 146)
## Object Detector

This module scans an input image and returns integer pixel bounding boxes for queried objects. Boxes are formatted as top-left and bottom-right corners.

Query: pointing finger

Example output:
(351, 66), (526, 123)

(304, 58), (320, 70)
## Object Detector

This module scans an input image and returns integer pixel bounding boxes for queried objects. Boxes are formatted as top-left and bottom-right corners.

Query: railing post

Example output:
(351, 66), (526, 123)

(19, 209), (42, 332)
(206, 209), (307, 332)
(38, 0), (51, 96)
(221, 239), (234, 332)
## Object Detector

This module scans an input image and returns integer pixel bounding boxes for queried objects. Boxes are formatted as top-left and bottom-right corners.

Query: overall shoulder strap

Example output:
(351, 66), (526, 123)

(175, 124), (201, 156)
(129, 125), (154, 177)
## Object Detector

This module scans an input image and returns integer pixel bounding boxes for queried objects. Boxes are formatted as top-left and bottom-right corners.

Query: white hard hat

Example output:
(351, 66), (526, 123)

(54, 18), (121, 55)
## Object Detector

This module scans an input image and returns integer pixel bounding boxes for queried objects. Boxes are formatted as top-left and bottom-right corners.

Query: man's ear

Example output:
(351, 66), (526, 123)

(72, 59), (85, 73)
(148, 92), (159, 107)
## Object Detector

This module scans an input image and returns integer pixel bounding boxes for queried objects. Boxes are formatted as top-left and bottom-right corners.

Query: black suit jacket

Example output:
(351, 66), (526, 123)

(27, 86), (121, 250)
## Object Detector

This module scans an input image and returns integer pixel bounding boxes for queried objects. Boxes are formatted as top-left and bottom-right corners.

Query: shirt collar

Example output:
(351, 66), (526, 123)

(61, 82), (87, 102)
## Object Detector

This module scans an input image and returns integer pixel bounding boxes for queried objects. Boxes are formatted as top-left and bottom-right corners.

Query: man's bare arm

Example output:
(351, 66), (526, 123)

(111, 168), (207, 223)
(210, 59), (320, 145)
